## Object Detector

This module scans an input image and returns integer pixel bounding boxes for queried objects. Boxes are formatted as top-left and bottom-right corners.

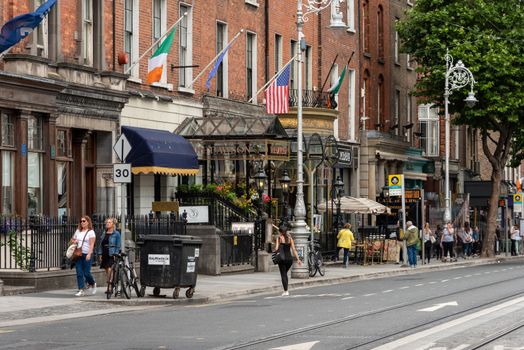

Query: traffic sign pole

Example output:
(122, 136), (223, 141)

(400, 175), (408, 267)
(113, 133), (132, 253)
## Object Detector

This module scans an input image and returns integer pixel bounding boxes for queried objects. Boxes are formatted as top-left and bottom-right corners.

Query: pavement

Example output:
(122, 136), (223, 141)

(0, 255), (522, 328)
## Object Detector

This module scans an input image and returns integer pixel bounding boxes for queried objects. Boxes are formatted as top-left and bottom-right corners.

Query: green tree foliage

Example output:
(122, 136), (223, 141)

(397, 0), (524, 257)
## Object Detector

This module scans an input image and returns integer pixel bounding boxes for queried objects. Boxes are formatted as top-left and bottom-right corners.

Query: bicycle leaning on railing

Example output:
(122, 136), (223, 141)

(308, 238), (325, 277)
(106, 250), (141, 299)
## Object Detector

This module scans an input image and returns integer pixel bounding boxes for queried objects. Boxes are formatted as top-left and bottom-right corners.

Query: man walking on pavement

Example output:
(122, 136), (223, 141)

(406, 221), (419, 268)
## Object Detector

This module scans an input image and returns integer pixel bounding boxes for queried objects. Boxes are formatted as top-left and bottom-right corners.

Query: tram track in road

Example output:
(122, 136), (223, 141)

(462, 320), (524, 350)
(215, 273), (524, 350)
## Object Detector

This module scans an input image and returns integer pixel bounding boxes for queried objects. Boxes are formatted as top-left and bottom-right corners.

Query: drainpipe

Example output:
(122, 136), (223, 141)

(112, 0), (116, 71)
(264, 0), (269, 82)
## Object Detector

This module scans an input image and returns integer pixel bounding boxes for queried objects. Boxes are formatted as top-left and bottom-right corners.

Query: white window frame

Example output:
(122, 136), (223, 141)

(178, 3), (194, 92)
(394, 90), (400, 135)
(124, 0), (140, 79)
(29, 0), (48, 57)
(246, 32), (257, 104)
(216, 21), (228, 98)
(305, 45), (312, 90)
(82, 0), (93, 66)
(2, 151), (14, 215)
(290, 40), (297, 90)
(346, 0), (356, 32)
(407, 54), (413, 70)
(406, 95), (412, 142)
(330, 0), (346, 27)
(151, 0), (168, 85)
(348, 69), (356, 141)
(418, 104), (440, 156)
(331, 64), (340, 114)
(454, 125), (460, 160)
(245, 0), (259, 7)
(394, 25), (400, 64)
(275, 34), (283, 73)
(377, 79), (382, 125)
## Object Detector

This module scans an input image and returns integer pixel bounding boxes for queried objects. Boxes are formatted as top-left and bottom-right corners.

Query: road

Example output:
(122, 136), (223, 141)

(1, 261), (524, 350)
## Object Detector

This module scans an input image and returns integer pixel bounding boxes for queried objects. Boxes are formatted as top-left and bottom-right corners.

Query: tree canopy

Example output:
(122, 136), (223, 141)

(396, 0), (524, 256)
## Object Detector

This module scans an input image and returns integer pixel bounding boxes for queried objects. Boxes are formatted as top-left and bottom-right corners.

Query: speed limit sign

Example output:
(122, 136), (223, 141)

(113, 163), (132, 183)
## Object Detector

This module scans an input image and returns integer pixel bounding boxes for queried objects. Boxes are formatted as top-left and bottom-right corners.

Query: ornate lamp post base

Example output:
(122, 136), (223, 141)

(290, 219), (309, 278)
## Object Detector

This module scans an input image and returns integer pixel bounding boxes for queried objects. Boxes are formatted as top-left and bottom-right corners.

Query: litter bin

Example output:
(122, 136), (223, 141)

(137, 234), (202, 299)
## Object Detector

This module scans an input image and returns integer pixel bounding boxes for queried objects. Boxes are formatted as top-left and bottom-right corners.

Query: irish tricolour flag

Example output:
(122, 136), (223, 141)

(146, 28), (176, 84)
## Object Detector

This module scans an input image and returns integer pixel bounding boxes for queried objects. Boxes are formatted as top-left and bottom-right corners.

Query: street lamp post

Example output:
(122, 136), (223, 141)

(280, 169), (291, 228)
(254, 167), (267, 270)
(443, 51), (477, 223)
(334, 176), (344, 235)
(292, 0), (336, 279)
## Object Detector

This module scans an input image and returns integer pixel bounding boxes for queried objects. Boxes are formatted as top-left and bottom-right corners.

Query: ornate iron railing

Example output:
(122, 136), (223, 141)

(288, 89), (335, 109)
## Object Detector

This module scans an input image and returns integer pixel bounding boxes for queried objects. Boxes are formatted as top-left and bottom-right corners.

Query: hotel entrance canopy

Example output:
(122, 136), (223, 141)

(176, 115), (290, 161)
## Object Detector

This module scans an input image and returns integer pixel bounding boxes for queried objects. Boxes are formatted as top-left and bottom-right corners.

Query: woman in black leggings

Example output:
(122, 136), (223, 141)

(274, 226), (301, 296)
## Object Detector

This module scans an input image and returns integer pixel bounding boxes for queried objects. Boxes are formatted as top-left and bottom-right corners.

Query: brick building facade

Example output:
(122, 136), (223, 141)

(0, 0), (434, 224)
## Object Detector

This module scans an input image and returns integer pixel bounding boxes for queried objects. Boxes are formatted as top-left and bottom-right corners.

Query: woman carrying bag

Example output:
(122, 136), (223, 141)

(97, 217), (121, 295)
(274, 226), (301, 296)
(70, 215), (96, 297)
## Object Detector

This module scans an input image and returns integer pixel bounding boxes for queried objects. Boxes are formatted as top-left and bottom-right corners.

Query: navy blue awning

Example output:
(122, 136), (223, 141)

(121, 126), (199, 176)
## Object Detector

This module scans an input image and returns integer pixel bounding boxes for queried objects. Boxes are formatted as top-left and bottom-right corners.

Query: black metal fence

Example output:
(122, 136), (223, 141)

(219, 232), (253, 267)
(0, 214), (186, 271)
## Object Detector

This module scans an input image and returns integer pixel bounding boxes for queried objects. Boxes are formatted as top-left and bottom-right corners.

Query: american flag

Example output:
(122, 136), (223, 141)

(265, 64), (290, 114)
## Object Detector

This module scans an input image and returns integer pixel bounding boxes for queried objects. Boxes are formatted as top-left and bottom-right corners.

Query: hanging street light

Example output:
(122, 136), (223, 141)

(443, 50), (477, 223)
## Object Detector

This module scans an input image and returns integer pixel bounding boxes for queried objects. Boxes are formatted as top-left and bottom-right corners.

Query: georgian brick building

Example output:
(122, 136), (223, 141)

(1, 1), (428, 229)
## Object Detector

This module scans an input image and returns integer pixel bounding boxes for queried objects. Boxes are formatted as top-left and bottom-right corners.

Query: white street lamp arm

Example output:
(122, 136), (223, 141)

(301, 0), (339, 19)
(445, 53), (476, 97)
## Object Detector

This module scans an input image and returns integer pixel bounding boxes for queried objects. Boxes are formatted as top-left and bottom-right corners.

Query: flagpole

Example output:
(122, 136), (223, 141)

(319, 54), (338, 93)
(188, 29), (244, 88)
(124, 12), (187, 75)
(248, 53), (298, 103)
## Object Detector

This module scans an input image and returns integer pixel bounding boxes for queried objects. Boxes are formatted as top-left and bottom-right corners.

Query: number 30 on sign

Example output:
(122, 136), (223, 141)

(113, 163), (132, 183)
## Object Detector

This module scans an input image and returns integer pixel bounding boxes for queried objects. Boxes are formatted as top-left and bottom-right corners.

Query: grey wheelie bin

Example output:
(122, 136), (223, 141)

(137, 234), (202, 299)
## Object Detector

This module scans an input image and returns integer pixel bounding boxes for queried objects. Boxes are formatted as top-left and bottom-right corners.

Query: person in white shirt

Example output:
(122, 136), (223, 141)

(511, 225), (520, 256)
(70, 215), (97, 297)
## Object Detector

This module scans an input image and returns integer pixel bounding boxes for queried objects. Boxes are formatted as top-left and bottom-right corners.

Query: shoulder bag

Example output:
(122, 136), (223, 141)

(71, 232), (88, 261)
(271, 242), (285, 265)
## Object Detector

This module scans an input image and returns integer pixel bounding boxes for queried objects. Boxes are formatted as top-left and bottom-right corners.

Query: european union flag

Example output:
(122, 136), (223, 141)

(0, 0), (57, 54)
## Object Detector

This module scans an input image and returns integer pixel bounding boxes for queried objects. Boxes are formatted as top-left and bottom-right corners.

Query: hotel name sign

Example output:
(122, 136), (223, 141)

(193, 139), (290, 161)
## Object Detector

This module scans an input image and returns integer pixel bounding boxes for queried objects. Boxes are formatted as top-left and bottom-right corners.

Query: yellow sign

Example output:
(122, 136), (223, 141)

(388, 174), (402, 196)
(151, 201), (179, 212)
(233, 235), (238, 246)
(514, 193), (522, 214)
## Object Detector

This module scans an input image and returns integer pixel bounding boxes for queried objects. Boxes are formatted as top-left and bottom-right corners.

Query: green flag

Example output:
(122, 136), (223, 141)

(328, 65), (347, 95)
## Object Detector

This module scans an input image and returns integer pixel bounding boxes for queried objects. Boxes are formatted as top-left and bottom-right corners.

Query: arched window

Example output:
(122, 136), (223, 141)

(362, 70), (371, 130)
(377, 75), (384, 127)
(377, 5), (384, 60)
(362, 0), (370, 53)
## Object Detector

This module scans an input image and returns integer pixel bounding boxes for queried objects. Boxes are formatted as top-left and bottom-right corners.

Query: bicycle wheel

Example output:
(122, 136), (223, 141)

(130, 267), (141, 297)
(308, 252), (317, 277)
(316, 252), (325, 276)
(112, 264), (121, 298)
(119, 268), (131, 299)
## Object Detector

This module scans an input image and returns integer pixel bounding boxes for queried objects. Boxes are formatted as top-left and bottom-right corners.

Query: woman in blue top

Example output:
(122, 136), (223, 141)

(98, 217), (121, 294)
